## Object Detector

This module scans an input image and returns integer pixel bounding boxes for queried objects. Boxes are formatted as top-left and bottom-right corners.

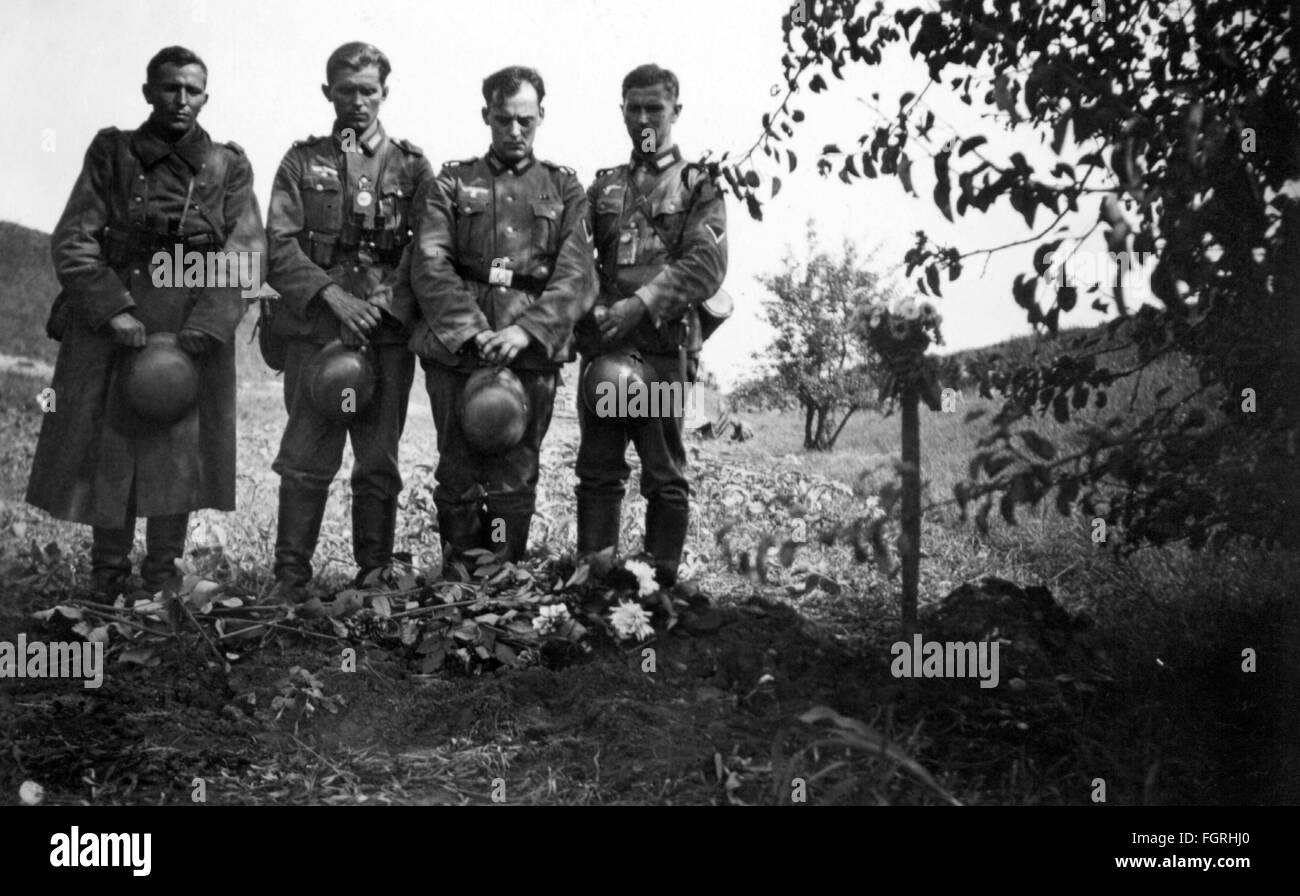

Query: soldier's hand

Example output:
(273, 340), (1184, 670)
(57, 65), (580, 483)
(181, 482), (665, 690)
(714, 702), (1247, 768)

(320, 284), (381, 342)
(481, 325), (532, 366)
(340, 325), (368, 349)
(177, 328), (214, 357)
(107, 312), (147, 348)
(598, 296), (647, 344)
(470, 329), (495, 356)
(367, 284), (395, 317)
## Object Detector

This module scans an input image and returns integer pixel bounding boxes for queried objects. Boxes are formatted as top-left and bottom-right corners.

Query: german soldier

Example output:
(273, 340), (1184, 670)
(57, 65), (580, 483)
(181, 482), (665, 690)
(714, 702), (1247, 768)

(403, 66), (595, 571)
(576, 64), (728, 585)
(264, 42), (433, 601)
(27, 46), (264, 598)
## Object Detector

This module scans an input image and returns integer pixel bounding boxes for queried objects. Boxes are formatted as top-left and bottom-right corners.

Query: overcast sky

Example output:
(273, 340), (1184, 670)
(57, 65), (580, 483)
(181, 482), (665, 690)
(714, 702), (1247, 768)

(1, 0), (1131, 388)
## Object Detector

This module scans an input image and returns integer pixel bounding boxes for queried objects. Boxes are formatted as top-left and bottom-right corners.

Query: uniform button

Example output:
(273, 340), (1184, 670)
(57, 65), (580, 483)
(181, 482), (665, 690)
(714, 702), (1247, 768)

(505, 226), (515, 234)
(537, 265), (550, 278)
(505, 195), (514, 203)
(132, 268), (142, 276)
(315, 184), (324, 192)
(496, 286), (506, 293)
(137, 174), (145, 181)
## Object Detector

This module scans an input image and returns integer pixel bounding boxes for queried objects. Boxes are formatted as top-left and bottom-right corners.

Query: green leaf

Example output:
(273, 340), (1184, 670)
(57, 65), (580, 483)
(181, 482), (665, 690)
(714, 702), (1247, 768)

(1019, 430), (1057, 460)
(898, 153), (915, 195)
(926, 264), (942, 296)
(999, 491), (1017, 525)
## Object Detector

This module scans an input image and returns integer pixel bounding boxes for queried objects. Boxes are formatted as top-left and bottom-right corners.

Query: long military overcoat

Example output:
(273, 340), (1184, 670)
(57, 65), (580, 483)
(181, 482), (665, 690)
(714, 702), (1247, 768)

(26, 122), (265, 528)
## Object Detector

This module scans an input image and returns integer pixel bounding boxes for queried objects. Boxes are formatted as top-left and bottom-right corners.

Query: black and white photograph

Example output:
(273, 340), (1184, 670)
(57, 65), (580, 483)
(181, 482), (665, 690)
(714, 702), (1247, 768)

(0, 0), (1295, 836)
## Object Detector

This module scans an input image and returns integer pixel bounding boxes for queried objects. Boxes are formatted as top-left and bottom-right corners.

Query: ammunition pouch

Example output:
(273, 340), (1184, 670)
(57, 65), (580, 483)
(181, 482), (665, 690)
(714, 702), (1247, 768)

(102, 226), (219, 269)
(302, 223), (408, 270)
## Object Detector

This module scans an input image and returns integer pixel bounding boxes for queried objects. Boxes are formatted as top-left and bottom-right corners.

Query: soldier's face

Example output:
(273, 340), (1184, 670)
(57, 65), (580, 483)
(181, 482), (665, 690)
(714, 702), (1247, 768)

(143, 63), (208, 137)
(623, 84), (680, 156)
(483, 83), (542, 163)
(322, 65), (388, 134)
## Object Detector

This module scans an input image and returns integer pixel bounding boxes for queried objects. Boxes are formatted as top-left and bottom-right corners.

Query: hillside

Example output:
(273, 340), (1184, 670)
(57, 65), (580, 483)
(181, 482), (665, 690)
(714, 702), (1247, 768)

(0, 222), (61, 364)
(0, 221), (274, 384)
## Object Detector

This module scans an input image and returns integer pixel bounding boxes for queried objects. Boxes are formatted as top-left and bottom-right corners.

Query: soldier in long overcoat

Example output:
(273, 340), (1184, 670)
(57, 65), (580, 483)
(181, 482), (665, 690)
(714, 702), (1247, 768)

(26, 46), (264, 596)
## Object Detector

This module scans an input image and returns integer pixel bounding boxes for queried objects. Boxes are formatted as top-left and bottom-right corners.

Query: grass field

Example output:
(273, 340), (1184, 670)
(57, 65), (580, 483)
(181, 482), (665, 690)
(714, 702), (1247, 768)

(0, 226), (1296, 805)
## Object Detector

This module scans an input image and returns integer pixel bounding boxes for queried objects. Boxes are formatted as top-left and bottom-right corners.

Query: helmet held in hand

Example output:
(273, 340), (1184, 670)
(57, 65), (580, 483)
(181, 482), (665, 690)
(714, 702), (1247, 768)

(122, 332), (199, 425)
(460, 367), (529, 454)
(308, 340), (376, 423)
(582, 351), (648, 418)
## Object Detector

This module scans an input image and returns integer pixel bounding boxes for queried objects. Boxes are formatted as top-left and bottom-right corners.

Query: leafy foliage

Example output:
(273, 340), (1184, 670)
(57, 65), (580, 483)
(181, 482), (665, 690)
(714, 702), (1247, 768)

(713, 0), (1299, 553)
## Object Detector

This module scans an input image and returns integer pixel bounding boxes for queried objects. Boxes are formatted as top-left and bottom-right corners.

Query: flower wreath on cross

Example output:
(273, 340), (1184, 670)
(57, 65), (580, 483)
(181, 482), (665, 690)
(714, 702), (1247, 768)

(853, 294), (946, 411)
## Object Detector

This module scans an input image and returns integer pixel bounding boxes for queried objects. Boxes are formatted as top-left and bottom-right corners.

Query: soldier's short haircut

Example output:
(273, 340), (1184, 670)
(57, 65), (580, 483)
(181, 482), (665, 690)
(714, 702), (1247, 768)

(146, 46), (207, 83)
(326, 42), (392, 86)
(482, 66), (546, 107)
(622, 64), (679, 101)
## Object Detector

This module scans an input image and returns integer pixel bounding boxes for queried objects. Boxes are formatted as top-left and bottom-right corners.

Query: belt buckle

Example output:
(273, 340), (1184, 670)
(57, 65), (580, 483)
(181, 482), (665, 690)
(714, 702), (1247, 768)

(488, 257), (514, 287)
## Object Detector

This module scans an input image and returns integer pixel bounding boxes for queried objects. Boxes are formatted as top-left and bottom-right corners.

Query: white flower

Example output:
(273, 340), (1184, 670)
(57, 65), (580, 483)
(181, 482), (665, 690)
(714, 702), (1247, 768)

(609, 600), (655, 641)
(623, 559), (659, 597)
(19, 781), (44, 806)
(892, 296), (921, 321)
(190, 518), (226, 551)
(532, 602), (571, 635)
(863, 495), (885, 520)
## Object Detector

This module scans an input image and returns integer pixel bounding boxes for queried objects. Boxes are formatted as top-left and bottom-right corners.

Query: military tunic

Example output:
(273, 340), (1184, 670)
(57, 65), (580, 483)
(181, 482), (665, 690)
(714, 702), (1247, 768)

(26, 121), (264, 529)
(575, 144), (727, 572)
(401, 149), (595, 558)
(264, 122), (433, 584)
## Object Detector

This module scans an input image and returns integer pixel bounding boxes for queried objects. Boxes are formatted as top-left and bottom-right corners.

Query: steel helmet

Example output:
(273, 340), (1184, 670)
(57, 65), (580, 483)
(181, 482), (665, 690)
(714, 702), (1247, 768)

(581, 352), (648, 419)
(459, 367), (529, 454)
(307, 340), (376, 423)
(122, 332), (199, 425)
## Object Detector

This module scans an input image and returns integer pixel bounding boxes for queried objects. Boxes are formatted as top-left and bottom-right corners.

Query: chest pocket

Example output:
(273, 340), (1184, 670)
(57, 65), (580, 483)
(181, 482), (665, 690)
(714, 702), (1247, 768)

(301, 172), (344, 233)
(455, 191), (489, 260)
(378, 177), (416, 242)
(530, 200), (564, 254)
(594, 185), (626, 239)
(646, 194), (686, 255)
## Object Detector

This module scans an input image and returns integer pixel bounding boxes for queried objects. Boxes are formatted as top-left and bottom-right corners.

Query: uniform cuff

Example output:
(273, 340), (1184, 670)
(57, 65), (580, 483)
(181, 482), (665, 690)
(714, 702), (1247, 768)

(439, 319), (491, 356)
(88, 296), (136, 332)
(634, 287), (661, 327)
(513, 317), (550, 355)
(286, 273), (337, 318)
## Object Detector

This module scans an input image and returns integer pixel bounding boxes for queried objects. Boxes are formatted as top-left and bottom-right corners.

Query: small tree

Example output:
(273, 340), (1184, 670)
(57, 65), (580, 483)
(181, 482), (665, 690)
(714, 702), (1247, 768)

(705, 0), (1299, 554)
(757, 230), (893, 450)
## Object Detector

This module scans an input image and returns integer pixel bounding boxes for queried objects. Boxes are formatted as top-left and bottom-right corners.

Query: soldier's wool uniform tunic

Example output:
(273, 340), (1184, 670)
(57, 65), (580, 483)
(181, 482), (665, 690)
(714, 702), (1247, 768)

(402, 148), (595, 561)
(576, 144), (727, 577)
(265, 122), (433, 585)
(26, 121), (264, 588)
